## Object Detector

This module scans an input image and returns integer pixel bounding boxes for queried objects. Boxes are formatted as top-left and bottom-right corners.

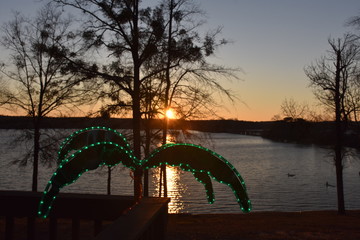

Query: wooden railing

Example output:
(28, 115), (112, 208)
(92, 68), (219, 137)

(0, 190), (169, 240)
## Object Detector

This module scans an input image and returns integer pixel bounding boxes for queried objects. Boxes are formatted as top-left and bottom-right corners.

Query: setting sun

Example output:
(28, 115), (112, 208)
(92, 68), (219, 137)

(165, 109), (175, 119)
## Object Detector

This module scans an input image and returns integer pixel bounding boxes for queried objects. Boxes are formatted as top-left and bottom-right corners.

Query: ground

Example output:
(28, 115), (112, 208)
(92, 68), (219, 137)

(166, 210), (360, 240)
(1, 210), (360, 239)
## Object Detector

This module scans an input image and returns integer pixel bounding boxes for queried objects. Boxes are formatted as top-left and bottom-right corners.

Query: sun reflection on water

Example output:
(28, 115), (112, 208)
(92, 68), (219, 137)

(151, 166), (188, 213)
(150, 130), (202, 213)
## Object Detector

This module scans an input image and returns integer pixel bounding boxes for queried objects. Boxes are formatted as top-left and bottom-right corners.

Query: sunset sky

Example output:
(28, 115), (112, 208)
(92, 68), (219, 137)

(1, 0), (360, 121)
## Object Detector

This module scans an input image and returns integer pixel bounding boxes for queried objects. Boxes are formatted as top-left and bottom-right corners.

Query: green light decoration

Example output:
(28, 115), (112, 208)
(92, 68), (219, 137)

(38, 127), (251, 218)
(142, 143), (251, 212)
(57, 126), (136, 165)
(187, 168), (215, 204)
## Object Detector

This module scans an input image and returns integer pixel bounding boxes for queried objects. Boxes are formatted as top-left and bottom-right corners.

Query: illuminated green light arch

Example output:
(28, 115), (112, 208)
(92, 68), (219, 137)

(38, 127), (251, 218)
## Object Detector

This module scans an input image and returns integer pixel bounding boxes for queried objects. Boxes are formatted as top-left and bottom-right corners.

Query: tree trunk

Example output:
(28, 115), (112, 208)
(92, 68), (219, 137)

(158, 0), (175, 198)
(132, 0), (143, 202)
(335, 147), (345, 214)
(132, 97), (143, 201)
(32, 119), (41, 192)
(334, 117), (345, 214)
(132, 67), (143, 201)
(334, 51), (345, 215)
(143, 124), (151, 197)
(107, 166), (111, 195)
(159, 117), (168, 197)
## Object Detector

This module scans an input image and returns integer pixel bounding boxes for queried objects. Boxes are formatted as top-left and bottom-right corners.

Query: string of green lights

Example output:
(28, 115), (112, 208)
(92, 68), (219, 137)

(38, 127), (251, 219)
(142, 143), (251, 213)
(57, 126), (136, 164)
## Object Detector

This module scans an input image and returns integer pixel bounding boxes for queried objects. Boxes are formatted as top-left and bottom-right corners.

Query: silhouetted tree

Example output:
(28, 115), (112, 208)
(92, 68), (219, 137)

(280, 98), (308, 121)
(0, 4), (96, 191)
(305, 34), (360, 214)
(52, 0), (168, 199)
(53, 0), (239, 199)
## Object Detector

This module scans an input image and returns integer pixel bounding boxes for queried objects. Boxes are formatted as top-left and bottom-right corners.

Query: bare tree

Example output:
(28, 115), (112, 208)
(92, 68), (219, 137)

(280, 98), (308, 121)
(305, 34), (360, 214)
(0, 4), (96, 191)
(307, 106), (330, 122)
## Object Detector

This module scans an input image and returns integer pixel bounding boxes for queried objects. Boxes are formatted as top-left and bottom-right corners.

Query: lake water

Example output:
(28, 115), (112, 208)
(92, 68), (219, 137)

(1, 129), (360, 214)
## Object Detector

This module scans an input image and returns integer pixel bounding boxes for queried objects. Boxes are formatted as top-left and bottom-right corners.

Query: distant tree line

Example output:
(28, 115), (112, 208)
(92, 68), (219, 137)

(0, 115), (271, 133)
(3, 115), (360, 149)
(261, 119), (360, 149)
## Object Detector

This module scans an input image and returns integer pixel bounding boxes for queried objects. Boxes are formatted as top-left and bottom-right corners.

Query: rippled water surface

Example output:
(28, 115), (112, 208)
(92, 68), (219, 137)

(1, 129), (359, 214)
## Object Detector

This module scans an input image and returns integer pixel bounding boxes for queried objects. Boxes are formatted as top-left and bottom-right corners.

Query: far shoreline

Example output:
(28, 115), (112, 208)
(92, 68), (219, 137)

(1, 115), (359, 148)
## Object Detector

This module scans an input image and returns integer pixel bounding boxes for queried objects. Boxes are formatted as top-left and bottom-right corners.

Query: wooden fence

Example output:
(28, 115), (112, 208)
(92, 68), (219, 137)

(0, 190), (169, 240)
